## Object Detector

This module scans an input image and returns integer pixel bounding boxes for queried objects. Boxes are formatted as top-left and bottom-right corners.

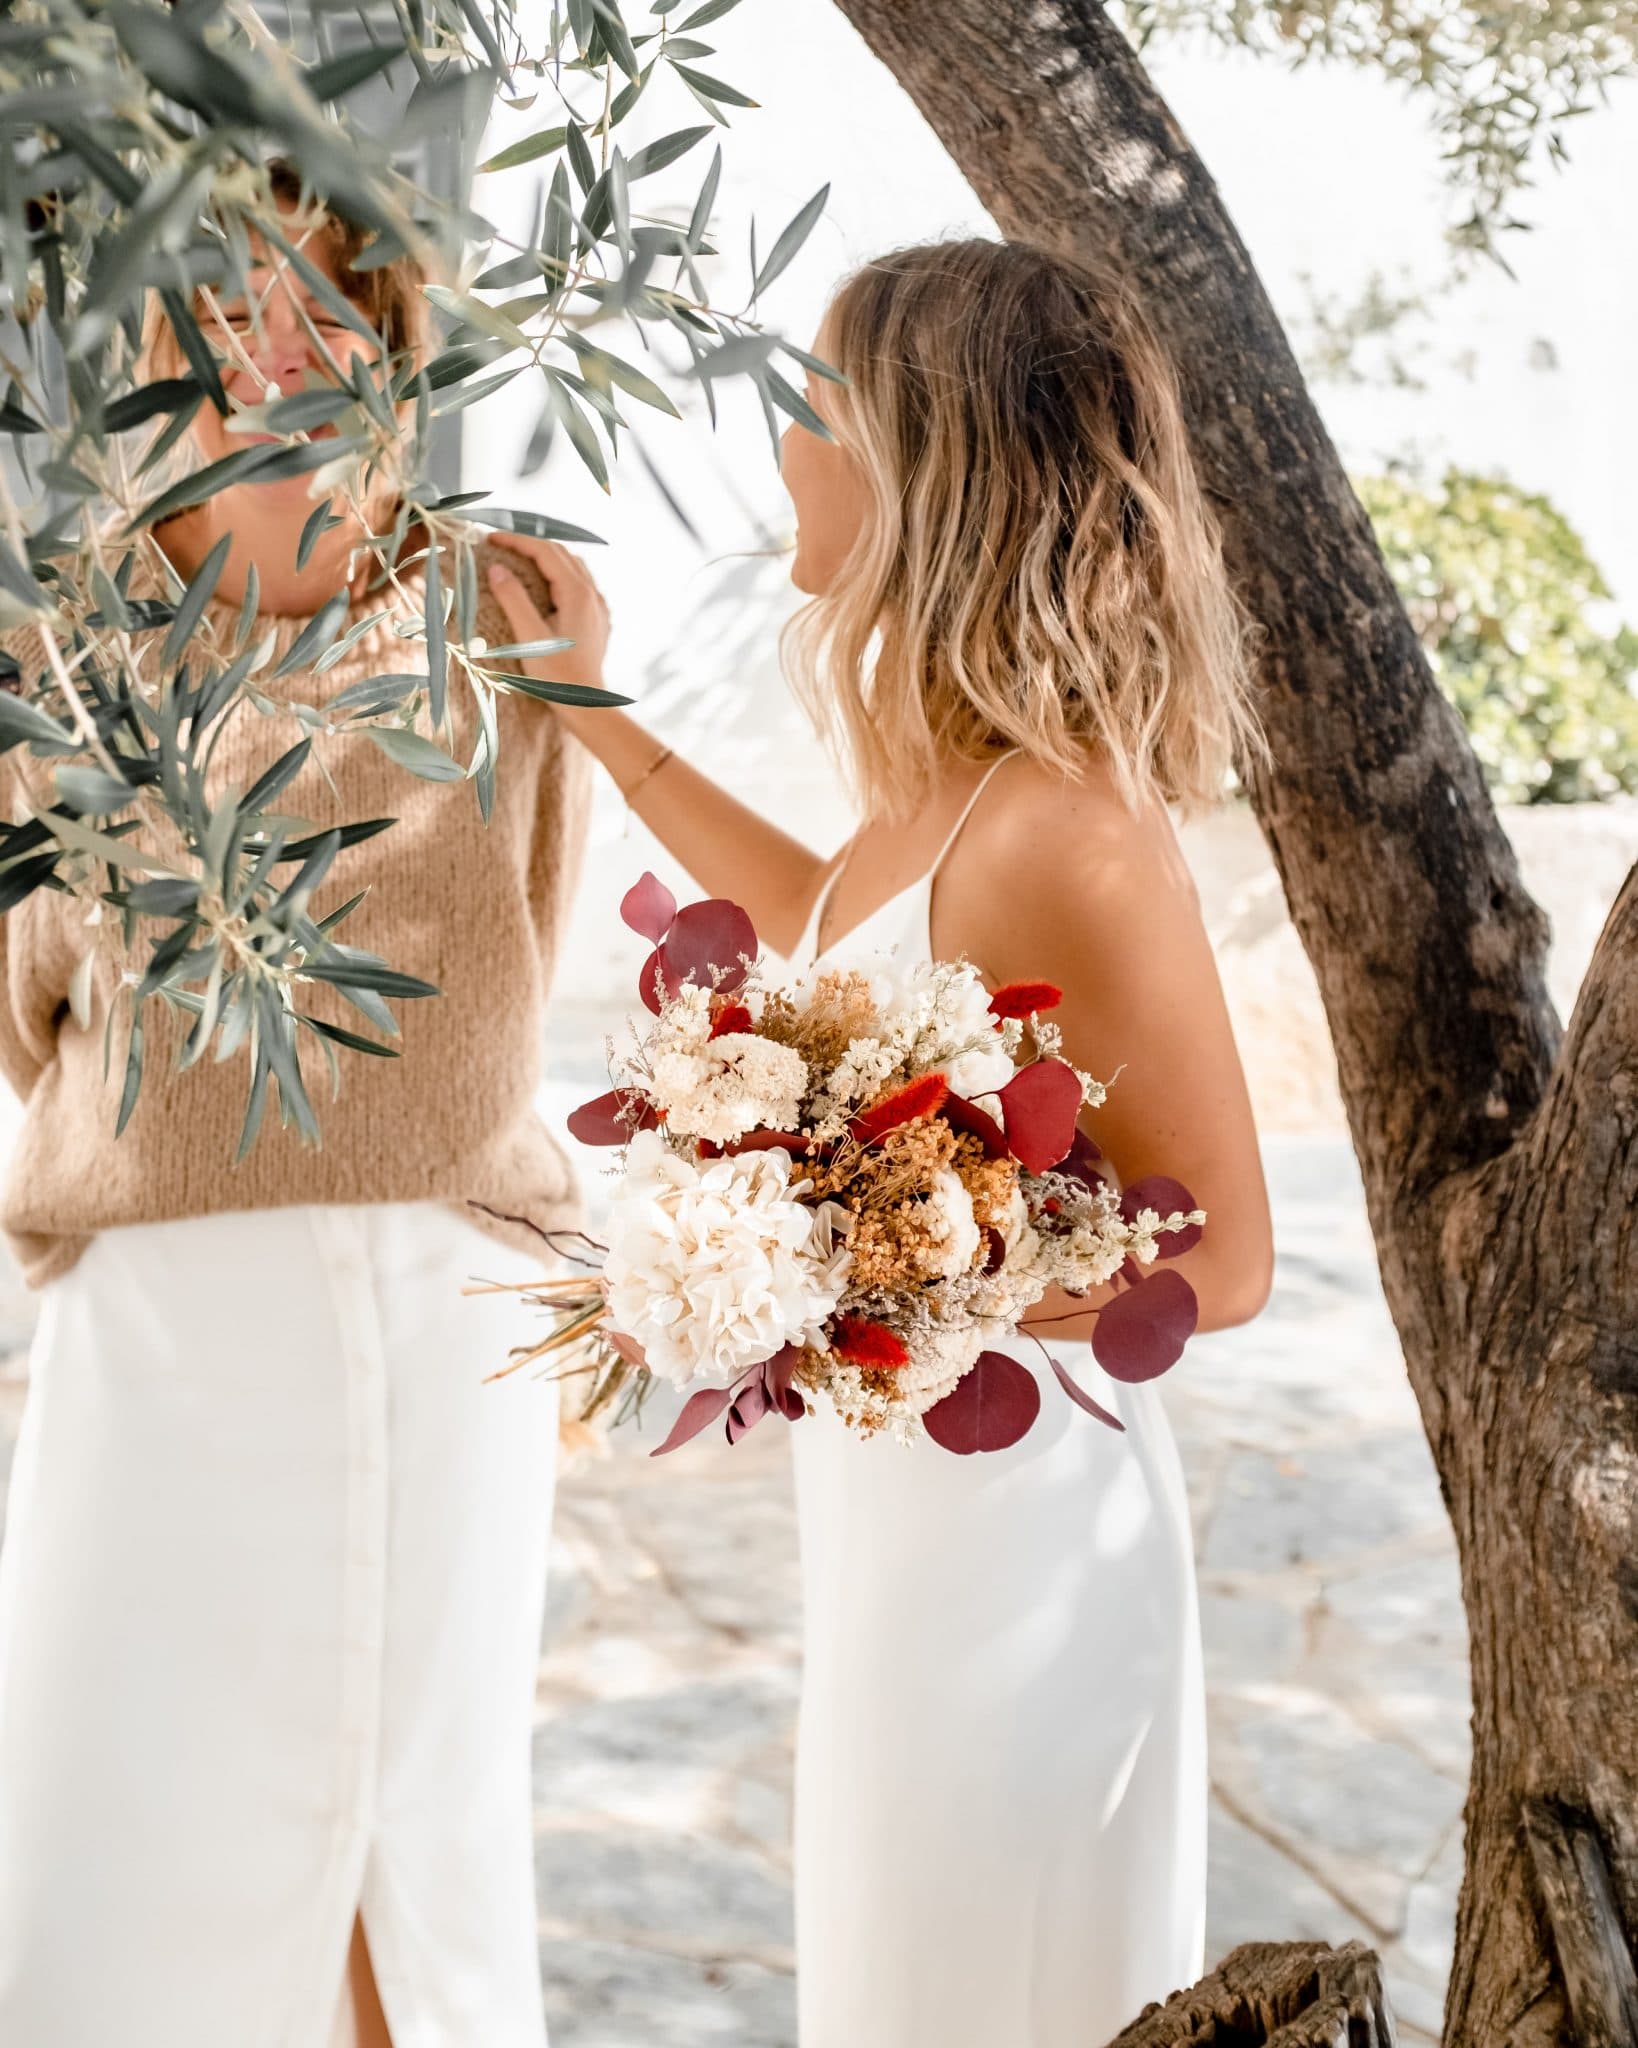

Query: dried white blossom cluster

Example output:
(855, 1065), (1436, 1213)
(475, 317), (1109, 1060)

(1123, 1204), (1208, 1266)
(642, 985), (809, 1146)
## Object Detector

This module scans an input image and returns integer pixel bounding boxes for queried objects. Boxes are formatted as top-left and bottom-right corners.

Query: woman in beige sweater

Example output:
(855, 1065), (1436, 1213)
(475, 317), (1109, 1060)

(0, 192), (588, 2047)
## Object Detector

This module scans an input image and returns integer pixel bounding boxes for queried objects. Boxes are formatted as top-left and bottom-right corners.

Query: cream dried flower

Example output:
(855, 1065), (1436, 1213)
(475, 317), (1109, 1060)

(924, 1169), (983, 1278)
(873, 958), (1018, 1098)
(642, 985), (809, 1145)
(602, 1131), (849, 1391)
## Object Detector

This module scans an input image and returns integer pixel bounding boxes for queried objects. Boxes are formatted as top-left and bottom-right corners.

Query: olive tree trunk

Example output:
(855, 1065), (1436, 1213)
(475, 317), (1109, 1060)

(828, 4), (1638, 2042)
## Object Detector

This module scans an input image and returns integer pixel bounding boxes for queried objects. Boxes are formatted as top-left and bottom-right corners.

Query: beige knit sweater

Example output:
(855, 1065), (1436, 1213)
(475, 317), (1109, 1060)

(0, 538), (592, 1289)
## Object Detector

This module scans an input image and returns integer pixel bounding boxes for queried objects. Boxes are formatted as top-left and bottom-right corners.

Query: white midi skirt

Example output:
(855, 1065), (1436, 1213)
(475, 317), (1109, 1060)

(792, 1345), (1206, 2048)
(0, 1202), (559, 2048)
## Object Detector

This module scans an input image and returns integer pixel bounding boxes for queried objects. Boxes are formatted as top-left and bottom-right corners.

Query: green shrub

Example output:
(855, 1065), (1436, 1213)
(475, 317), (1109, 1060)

(1359, 468), (1638, 803)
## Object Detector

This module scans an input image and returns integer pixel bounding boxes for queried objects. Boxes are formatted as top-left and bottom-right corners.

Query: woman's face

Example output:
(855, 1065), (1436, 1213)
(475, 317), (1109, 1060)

(180, 219), (389, 559)
(780, 319), (871, 596)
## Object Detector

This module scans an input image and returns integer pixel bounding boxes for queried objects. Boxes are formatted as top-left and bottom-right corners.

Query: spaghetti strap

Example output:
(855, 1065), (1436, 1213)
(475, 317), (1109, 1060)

(802, 750), (1019, 967)
(928, 750), (1018, 878)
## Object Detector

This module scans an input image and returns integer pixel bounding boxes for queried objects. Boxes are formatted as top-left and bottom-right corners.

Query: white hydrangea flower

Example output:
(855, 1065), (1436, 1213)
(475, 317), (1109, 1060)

(908, 1320), (992, 1404)
(602, 1131), (849, 1390)
(999, 1185), (1033, 1251)
(946, 1040), (1014, 1100)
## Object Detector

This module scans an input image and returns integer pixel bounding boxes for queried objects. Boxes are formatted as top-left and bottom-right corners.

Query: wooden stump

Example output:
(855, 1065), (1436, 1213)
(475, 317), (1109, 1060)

(1105, 1941), (1397, 2047)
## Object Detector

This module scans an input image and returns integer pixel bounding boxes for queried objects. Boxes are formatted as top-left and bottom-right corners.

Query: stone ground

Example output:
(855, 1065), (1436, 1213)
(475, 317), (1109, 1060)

(0, 1133), (1465, 2045)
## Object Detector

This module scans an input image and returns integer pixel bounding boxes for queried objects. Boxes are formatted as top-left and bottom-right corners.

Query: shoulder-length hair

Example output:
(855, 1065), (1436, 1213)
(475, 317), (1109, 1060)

(782, 238), (1259, 819)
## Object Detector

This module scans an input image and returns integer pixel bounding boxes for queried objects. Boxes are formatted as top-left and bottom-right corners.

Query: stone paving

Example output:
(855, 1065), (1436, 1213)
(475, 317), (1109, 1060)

(0, 1133), (1469, 2045)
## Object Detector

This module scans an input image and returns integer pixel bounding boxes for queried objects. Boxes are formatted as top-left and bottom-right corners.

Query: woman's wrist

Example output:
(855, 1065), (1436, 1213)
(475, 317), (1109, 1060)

(619, 743), (674, 807)
(551, 702), (673, 801)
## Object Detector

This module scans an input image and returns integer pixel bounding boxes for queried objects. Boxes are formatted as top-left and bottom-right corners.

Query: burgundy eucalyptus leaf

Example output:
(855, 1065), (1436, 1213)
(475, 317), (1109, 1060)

(763, 1344), (806, 1421)
(941, 1089), (1008, 1158)
(997, 1059), (1083, 1174)
(726, 1375), (770, 1443)
(1091, 1270), (1199, 1383)
(1049, 1354), (1126, 1432)
(620, 871), (677, 944)
(922, 1350), (1041, 1455)
(657, 899), (759, 998)
(650, 1385), (733, 1457)
(980, 1224), (1007, 1275)
(567, 1087), (659, 1146)
(1118, 1175), (1204, 1258)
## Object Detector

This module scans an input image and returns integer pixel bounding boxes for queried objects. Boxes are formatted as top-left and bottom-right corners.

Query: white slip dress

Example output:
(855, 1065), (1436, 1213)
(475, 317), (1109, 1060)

(787, 757), (1207, 2048)
(0, 1201), (559, 2048)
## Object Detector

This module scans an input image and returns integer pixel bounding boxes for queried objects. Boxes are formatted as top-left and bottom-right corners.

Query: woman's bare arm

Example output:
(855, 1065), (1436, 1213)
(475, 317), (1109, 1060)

(937, 756), (1274, 1342)
(485, 533), (827, 952)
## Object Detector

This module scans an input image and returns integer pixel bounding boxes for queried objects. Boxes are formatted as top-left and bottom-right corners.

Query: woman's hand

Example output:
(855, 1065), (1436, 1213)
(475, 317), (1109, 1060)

(484, 532), (611, 699)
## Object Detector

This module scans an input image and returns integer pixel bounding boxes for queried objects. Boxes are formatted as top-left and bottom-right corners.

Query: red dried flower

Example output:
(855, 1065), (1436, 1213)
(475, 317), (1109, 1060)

(829, 1316), (910, 1370)
(987, 980), (1062, 1021)
(709, 1001), (755, 1040)
(849, 1072), (949, 1146)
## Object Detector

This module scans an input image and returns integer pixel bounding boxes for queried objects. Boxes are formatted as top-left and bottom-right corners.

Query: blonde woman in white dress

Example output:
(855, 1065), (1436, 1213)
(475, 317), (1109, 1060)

(487, 237), (1275, 2045)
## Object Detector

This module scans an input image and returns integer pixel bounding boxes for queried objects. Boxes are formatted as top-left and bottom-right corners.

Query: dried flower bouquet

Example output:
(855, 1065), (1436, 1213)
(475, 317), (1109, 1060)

(477, 874), (1205, 1455)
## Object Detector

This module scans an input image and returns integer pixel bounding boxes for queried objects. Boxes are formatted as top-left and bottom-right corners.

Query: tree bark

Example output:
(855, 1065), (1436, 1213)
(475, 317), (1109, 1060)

(1105, 1940), (1397, 2047)
(828, 3), (1638, 2042)
(1522, 1798), (1638, 2047)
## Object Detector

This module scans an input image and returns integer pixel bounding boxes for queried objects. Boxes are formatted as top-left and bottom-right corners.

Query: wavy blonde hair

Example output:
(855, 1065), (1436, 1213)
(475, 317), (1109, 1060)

(782, 239), (1258, 819)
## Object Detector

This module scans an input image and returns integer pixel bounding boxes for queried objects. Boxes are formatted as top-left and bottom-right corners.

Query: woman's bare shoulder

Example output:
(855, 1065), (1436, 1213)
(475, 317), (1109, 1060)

(962, 749), (1193, 893)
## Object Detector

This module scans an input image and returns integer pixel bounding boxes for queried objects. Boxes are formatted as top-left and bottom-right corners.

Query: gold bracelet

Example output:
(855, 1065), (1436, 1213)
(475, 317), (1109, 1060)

(622, 743), (674, 807)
